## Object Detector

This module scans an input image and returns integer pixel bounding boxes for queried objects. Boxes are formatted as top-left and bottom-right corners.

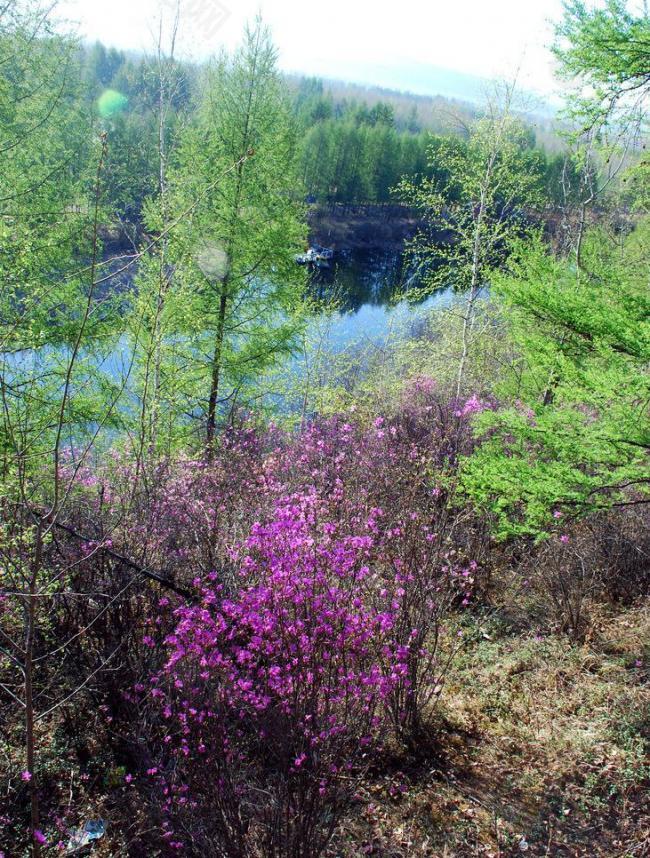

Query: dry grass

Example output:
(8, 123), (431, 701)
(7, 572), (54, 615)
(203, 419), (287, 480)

(331, 600), (650, 857)
(4, 597), (646, 857)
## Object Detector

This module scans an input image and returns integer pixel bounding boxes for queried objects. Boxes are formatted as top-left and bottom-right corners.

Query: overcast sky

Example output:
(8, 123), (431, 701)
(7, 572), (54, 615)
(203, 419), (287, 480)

(58, 0), (568, 99)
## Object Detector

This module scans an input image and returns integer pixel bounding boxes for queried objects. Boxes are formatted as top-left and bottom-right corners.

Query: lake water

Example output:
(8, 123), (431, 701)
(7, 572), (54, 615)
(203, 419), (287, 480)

(104, 246), (455, 356)
(5, 249), (457, 428)
(305, 249), (454, 352)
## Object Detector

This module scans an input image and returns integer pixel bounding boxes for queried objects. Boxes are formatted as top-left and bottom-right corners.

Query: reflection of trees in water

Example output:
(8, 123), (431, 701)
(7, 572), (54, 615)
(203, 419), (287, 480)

(104, 245), (432, 319)
(307, 249), (419, 312)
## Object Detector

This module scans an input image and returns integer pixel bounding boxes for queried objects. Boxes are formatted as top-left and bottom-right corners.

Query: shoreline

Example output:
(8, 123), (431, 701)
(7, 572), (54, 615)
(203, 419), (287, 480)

(307, 202), (424, 252)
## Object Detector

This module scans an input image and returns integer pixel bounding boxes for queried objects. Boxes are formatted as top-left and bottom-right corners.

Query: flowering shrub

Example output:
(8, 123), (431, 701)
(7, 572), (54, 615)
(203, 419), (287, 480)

(2, 380), (487, 856)
(146, 493), (408, 855)
(127, 385), (488, 854)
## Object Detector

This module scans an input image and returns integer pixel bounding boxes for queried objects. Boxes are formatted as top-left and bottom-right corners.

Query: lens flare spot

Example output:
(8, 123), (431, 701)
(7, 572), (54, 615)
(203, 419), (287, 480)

(97, 89), (128, 119)
(196, 241), (229, 280)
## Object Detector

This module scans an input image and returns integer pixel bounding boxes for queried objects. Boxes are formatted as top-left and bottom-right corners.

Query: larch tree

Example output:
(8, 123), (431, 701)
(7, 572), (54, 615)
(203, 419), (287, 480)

(462, 227), (649, 539)
(460, 1), (650, 539)
(553, 0), (650, 132)
(0, 3), (129, 852)
(552, 0), (649, 267)
(127, 0), (188, 460)
(159, 18), (307, 448)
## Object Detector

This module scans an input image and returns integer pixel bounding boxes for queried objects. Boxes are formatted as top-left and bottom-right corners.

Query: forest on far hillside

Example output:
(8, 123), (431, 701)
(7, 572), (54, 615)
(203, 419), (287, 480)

(79, 39), (578, 216)
(0, 1), (648, 856)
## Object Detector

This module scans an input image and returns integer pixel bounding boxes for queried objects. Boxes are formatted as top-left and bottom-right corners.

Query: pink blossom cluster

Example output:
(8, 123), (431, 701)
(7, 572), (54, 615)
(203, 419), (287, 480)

(160, 491), (408, 752)
(54, 379), (486, 854)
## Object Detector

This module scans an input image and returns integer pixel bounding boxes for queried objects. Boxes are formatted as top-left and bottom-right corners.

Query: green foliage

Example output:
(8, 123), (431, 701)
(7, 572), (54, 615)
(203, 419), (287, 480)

(542, 150), (585, 207)
(400, 110), (545, 294)
(298, 117), (432, 202)
(462, 231), (650, 538)
(72, 40), (568, 214)
(553, 0), (650, 131)
(101, 111), (158, 218)
(0, 2), (125, 485)
(76, 40), (193, 220)
(620, 154), (650, 213)
(135, 19), (308, 445)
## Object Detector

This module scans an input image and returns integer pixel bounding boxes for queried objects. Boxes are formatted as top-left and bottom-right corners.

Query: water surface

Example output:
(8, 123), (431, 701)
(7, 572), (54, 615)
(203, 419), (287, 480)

(306, 248), (453, 352)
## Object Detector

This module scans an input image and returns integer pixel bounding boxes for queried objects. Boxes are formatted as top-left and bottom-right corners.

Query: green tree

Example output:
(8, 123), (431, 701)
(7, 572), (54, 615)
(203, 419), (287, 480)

(459, 1), (650, 540)
(0, 3), (113, 461)
(552, 1), (650, 265)
(400, 89), (544, 395)
(463, 229), (649, 538)
(554, 0), (650, 132)
(301, 120), (338, 198)
(367, 124), (401, 201)
(0, 5), (128, 852)
(150, 19), (307, 447)
(543, 151), (584, 209)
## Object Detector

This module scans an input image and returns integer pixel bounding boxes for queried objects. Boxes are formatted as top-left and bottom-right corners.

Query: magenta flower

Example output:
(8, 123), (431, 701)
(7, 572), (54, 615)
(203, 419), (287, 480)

(75, 398), (479, 853)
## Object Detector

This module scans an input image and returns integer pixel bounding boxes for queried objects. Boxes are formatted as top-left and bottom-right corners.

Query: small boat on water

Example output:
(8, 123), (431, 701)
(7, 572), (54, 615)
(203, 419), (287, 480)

(295, 245), (335, 265)
(295, 248), (318, 264)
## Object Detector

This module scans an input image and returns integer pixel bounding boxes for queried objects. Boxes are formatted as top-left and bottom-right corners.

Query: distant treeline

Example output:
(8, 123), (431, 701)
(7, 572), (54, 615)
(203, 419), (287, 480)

(80, 42), (582, 218)
(292, 78), (582, 205)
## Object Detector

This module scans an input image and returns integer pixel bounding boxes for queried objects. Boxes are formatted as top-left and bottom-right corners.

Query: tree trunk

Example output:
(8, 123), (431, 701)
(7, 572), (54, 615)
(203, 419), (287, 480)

(206, 288), (229, 450)
(25, 525), (43, 857)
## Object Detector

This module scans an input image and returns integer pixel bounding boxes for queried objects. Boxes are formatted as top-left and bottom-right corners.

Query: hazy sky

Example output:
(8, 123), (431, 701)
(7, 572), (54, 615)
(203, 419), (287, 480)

(58, 0), (568, 99)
